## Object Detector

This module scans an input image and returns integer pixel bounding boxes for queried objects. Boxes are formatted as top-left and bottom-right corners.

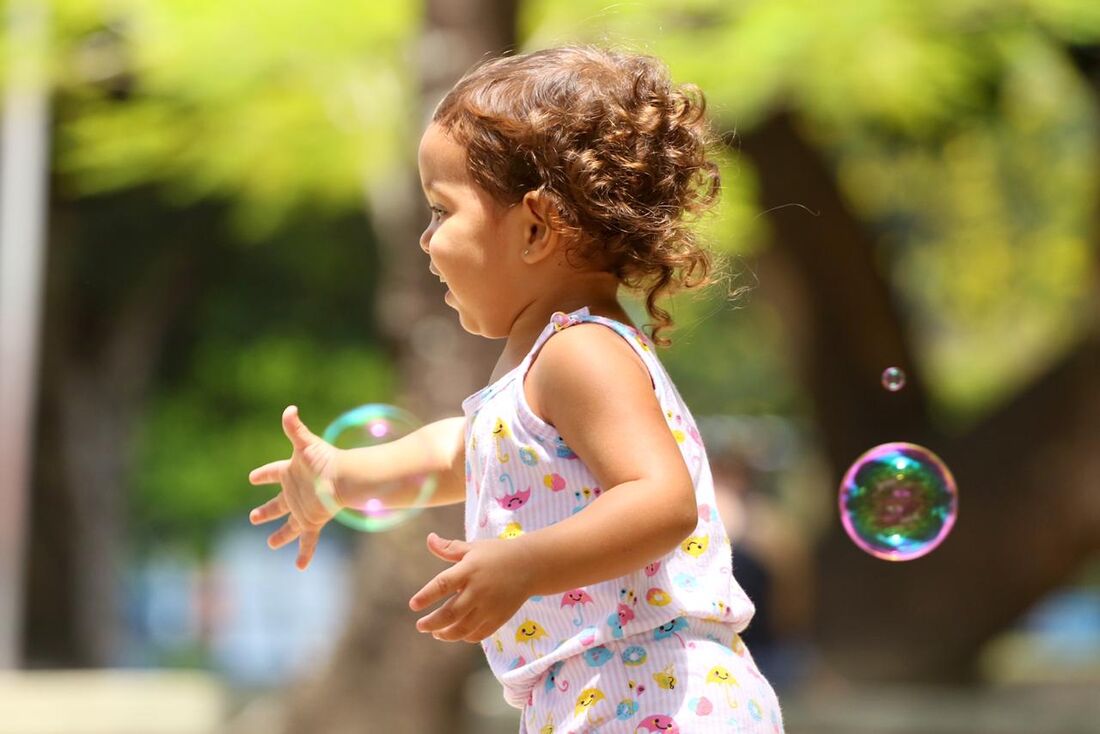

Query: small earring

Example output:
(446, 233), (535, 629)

(523, 249), (530, 256)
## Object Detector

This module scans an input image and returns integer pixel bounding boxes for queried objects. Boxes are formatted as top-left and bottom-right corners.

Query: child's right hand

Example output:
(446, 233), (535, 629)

(247, 405), (341, 570)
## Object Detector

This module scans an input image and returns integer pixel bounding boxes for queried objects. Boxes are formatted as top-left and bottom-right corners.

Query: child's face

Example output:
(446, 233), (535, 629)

(417, 122), (532, 338)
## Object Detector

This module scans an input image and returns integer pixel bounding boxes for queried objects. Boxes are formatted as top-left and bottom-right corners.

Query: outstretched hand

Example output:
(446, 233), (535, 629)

(409, 533), (535, 643)
(247, 405), (341, 570)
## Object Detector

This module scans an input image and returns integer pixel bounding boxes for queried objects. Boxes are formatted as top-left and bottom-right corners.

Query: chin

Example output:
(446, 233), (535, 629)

(456, 316), (492, 339)
(448, 293), (510, 339)
(455, 310), (506, 340)
(451, 303), (481, 336)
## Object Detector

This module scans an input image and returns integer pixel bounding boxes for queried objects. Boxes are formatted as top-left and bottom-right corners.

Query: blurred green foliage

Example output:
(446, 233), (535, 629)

(521, 0), (1100, 426)
(18, 0), (1100, 553)
(833, 31), (1099, 422)
(117, 200), (394, 556)
(132, 333), (394, 556)
(50, 0), (418, 238)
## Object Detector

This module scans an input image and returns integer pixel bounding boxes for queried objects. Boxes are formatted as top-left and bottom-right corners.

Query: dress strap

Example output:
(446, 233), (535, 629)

(462, 307), (593, 415)
(517, 306), (592, 372)
(523, 305), (661, 392)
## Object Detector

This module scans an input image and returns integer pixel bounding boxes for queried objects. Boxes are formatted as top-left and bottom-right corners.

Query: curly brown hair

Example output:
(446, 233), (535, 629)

(432, 44), (738, 347)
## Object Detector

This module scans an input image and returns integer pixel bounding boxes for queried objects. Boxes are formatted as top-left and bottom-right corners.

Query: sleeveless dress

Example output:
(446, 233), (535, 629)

(462, 306), (784, 733)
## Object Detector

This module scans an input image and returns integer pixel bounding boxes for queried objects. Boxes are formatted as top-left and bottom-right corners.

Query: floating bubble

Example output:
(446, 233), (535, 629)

(317, 404), (437, 532)
(838, 442), (957, 561)
(881, 366), (906, 392)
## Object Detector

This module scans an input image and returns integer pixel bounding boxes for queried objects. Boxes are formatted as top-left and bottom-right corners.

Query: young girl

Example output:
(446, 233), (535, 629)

(248, 44), (784, 733)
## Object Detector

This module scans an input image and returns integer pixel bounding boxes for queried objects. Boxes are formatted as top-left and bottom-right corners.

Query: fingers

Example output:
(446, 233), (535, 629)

(259, 511), (322, 572)
(432, 607), (495, 643)
(254, 407), (328, 569)
(416, 591), (474, 637)
(249, 494), (289, 525)
(409, 567), (462, 612)
(464, 623), (497, 644)
(281, 405), (319, 453)
(296, 530), (319, 571)
(249, 459), (289, 485)
(426, 533), (471, 562)
(446, 620), (493, 644)
(267, 517), (300, 550)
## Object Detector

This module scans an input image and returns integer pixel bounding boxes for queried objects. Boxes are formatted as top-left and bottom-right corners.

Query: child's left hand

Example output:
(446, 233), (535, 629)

(409, 532), (533, 643)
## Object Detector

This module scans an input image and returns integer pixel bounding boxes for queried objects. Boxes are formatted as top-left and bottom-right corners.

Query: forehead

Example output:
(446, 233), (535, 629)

(417, 122), (468, 187)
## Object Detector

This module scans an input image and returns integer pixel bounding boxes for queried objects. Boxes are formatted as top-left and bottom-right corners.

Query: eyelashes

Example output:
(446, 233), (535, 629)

(428, 205), (447, 221)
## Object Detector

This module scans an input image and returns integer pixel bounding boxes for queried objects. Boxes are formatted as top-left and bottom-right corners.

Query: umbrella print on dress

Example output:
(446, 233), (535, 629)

(635, 714), (679, 733)
(561, 588), (594, 627)
(574, 688), (607, 727)
(705, 665), (741, 707)
(492, 418), (512, 463)
(653, 617), (694, 649)
(514, 619), (549, 658)
(496, 472), (531, 510)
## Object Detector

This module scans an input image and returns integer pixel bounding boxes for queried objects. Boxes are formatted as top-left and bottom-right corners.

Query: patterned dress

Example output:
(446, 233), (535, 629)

(462, 306), (784, 733)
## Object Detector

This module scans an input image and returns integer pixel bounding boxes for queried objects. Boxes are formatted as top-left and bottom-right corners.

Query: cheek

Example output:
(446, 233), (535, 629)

(435, 230), (487, 280)
(438, 252), (471, 292)
(426, 228), (458, 269)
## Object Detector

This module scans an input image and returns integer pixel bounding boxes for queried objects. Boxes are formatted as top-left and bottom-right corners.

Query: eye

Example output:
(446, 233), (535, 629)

(428, 205), (447, 221)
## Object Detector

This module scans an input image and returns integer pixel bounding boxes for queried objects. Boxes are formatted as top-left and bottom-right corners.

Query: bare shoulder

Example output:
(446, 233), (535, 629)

(524, 322), (690, 496)
(525, 322), (652, 426)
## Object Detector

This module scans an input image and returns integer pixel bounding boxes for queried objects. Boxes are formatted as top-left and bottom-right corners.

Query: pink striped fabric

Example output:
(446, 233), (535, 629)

(462, 306), (766, 722)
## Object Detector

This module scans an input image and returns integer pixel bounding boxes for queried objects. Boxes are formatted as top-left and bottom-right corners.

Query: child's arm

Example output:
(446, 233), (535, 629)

(249, 408), (466, 570)
(512, 322), (698, 592)
(410, 325), (698, 641)
(334, 416), (467, 510)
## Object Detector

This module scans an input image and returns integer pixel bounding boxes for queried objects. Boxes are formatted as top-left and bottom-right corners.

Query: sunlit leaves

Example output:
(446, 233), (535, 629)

(522, 0), (1100, 423)
(133, 335), (396, 555)
(48, 0), (418, 238)
(833, 31), (1099, 421)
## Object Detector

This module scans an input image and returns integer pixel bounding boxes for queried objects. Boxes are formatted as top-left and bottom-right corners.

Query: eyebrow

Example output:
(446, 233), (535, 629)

(422, 180), (452, 202)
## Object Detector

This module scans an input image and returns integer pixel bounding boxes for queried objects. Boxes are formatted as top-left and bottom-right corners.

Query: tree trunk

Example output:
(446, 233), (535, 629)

(281, 3), (518, 733)
(737, 110), (1100, 683)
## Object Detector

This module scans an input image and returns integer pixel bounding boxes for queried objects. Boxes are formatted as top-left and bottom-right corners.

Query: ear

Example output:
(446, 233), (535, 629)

(518, 189), (562, 262)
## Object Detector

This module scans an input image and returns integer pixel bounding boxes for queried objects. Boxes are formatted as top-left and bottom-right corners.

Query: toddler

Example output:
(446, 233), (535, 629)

(249, 44), (784, 734)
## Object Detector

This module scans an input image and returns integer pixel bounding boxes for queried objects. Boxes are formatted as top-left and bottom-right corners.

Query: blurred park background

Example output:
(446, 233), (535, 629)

(1, 0), (1099, 732)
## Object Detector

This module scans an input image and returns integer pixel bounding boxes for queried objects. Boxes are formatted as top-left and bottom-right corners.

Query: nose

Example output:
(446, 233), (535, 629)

(419, 227), (430, 254)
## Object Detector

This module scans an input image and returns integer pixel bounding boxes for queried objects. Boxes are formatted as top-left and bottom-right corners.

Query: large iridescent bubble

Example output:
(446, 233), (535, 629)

(317, 404), (437, 532)
(838, 442), (958, 561)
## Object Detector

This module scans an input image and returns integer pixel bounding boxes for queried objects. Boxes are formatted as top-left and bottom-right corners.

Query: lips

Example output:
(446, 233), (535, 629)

(428, 264), (446, 284)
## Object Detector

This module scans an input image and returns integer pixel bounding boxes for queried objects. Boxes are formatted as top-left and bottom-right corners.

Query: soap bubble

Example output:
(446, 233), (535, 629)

(881, 367), (906, 392)
(317, 404), (437, 532)
(838, 442), (957, 561)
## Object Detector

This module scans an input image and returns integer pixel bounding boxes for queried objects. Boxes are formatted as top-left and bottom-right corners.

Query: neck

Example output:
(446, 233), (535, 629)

(497, 273), (630, 371)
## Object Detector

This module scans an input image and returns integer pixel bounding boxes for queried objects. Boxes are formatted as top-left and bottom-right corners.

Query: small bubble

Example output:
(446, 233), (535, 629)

(881, 366), (906, 392)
